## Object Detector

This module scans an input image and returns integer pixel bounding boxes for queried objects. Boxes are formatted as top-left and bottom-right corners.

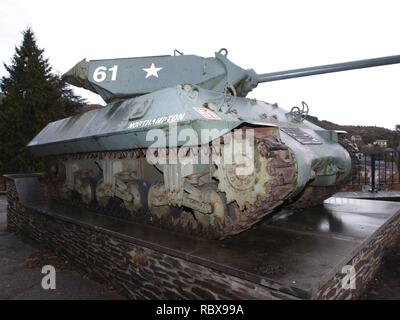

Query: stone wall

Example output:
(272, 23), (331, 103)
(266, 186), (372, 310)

(6, 179), (19, 232)
(6, 178), (400, 300)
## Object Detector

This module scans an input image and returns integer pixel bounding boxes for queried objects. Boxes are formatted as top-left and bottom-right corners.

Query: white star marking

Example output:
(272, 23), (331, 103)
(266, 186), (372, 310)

(142, 63), (163, 79)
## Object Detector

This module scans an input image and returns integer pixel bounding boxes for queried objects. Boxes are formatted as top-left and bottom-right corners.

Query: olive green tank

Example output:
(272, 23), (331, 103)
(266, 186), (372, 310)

(28, 49), (400, 239)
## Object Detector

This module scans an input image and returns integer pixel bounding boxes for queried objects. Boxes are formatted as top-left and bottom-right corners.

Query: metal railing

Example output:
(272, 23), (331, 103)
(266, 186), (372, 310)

(348, 150), (400, 191)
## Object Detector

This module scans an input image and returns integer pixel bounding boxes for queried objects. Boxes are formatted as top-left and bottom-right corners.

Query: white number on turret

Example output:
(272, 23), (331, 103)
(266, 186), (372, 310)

(93, 65), (118, 82)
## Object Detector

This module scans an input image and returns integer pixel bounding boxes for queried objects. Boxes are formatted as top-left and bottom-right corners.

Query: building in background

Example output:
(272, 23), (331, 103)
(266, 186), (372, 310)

(373, 139), (388, 148)
(351, 135), (363, 142)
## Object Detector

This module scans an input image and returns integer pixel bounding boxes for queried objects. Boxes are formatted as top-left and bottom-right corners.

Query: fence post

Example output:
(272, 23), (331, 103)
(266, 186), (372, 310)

(370, 153), (376, 192)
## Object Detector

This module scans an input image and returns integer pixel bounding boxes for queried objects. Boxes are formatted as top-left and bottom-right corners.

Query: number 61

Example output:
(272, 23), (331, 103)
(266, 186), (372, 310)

(93, 65), (118, 82)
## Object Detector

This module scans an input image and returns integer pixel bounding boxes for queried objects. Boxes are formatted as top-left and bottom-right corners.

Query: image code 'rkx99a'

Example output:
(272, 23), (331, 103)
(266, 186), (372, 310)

(27, 50), (400, 239)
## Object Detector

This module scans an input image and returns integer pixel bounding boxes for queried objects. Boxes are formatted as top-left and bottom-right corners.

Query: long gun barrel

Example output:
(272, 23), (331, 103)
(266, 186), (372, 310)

(256, 55), (400, 83)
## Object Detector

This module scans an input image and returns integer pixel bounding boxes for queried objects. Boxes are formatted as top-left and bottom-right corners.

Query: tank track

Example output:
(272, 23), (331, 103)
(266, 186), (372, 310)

(338, 137), (361, 185)
(45, 135), (297, 240)
(213, 134), (297, 238)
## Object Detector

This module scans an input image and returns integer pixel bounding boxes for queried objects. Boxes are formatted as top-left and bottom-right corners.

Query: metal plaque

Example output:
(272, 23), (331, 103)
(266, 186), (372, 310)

(281, 127), (322, 145)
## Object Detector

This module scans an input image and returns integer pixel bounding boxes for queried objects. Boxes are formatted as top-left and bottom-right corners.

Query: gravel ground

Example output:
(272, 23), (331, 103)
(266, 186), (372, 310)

(0, 195), (398, 300)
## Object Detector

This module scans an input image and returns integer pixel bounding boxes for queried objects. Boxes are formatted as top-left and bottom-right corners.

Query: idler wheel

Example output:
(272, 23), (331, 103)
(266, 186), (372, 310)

(123, 181), (143, 213)
(78, 178), (93, 204)
(74, 170), (96, 204)
(148, 183), (173, 219)
(46, 160), (66, 182)
(193, 187), (226, 229)
(60, 186), (72, 201)
(96, 179), (113, 207)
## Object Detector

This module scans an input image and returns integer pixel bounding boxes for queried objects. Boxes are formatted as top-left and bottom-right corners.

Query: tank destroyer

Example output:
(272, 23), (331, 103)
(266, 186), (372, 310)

(27, 49), (400, 239)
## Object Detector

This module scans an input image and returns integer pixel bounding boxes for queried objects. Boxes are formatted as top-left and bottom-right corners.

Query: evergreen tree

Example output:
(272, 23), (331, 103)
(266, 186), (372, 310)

(56, 76), (87, 116)
(0, 28), (81, 173)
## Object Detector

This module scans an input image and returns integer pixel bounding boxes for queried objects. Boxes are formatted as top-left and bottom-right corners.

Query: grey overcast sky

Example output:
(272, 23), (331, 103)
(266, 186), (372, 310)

(1, 0), (399, 129)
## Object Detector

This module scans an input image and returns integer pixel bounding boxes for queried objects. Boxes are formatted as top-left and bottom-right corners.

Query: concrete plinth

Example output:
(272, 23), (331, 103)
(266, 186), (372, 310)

(5, 175), (400, 300)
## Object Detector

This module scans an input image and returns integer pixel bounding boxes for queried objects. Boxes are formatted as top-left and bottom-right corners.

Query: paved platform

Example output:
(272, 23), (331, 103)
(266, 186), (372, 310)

(5, 175), (400, 299)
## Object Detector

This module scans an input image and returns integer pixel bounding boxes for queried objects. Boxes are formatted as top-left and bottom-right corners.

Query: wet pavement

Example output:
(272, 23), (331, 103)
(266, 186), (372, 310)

(0, 195), (124, 300)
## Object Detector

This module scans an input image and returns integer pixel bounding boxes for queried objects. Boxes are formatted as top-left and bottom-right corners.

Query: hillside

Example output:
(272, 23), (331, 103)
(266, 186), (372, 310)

(306, 115), (400, 150)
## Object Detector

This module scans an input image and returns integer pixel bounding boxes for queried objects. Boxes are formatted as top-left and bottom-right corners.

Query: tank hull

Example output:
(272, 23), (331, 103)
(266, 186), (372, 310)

(28, 85), (351, 238)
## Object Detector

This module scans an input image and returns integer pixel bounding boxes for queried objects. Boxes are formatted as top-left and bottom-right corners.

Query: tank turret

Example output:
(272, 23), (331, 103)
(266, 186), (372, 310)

(63, 49), (400, 102)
